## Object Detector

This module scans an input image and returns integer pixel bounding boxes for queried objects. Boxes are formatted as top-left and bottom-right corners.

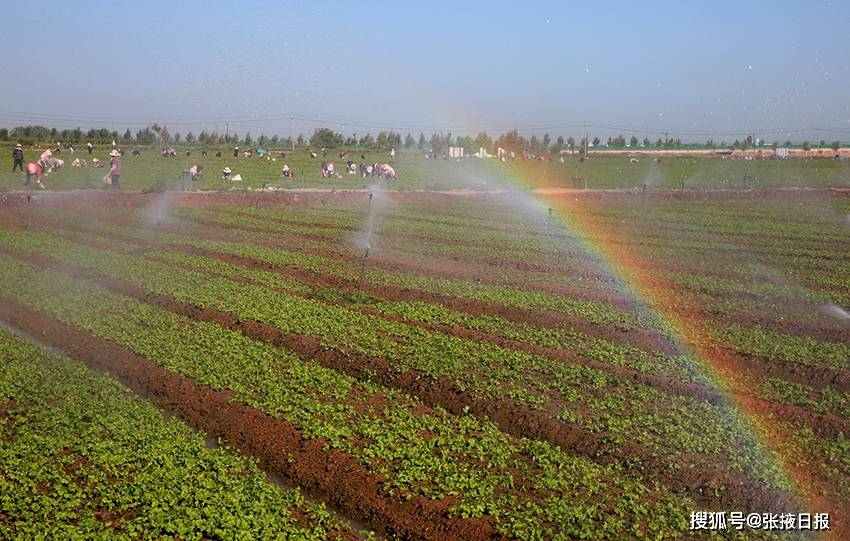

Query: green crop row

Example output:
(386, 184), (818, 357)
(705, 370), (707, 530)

(717, 324), (850, 371)
(0, 253), (698, 540)
(759, 377), (850, 419)
(315, 292), (709, 385)
(661, 272), (841, 306)
(0, 329), (349, 540)
(786, 425), (850, 503)
(585, 202), (850, 241)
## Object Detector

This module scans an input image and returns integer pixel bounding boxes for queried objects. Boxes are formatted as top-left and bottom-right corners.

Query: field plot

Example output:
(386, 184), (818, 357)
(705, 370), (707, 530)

(0, 188), (847, 539)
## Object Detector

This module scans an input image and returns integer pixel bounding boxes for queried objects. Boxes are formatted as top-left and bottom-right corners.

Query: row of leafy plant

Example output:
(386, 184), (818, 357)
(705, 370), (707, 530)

(0, 329), (352, 540)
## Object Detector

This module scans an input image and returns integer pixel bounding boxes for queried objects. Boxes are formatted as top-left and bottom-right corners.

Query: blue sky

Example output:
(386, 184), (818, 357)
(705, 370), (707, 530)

(2, 0), (849, 141)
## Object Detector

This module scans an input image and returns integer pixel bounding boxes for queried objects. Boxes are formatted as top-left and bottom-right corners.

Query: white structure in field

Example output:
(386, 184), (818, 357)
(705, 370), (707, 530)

(775, 148), (789, 159)
(448, 146), (464, 159)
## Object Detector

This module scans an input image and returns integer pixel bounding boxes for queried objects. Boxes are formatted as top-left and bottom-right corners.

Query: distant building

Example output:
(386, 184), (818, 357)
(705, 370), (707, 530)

(448, 146), (464, 159)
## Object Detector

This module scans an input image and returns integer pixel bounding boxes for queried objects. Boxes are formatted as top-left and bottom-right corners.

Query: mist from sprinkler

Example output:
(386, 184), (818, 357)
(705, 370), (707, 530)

(642, 160), (662, 190)
(358, 192), (375, 290)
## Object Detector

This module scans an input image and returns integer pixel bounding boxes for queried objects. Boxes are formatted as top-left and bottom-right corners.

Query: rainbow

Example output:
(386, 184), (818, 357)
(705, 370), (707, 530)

(484, 159), (839, 537)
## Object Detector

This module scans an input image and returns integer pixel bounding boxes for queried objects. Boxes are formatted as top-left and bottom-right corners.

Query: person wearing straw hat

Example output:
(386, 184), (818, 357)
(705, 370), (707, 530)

(12, 143), (25, 173)
(103, 149), (123, 188)
(222, 166), (232, 180)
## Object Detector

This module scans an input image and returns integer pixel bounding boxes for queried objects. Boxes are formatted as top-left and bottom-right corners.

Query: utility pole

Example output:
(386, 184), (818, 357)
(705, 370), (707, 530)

(290, 117), (295, 151)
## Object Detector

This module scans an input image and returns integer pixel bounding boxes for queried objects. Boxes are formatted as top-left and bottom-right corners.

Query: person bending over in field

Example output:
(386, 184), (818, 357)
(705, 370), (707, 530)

(25, 162), (46, 189)
(38, 148), (54, 174)
(189, 164), (203, 181)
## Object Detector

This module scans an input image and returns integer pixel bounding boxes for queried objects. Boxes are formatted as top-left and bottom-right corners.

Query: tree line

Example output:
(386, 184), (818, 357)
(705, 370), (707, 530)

(0, 124), (839, 153)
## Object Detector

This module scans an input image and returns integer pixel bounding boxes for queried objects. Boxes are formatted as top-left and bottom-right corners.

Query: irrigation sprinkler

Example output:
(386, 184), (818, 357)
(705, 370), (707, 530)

(26, 195), (33, 230)
(546, 207), (553, 234)
(743, 175), (756, 189)
(358, 246), (370, 291)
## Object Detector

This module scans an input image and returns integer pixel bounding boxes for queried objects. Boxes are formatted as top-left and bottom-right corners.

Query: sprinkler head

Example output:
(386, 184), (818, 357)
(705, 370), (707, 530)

(548, 207), (553, 215)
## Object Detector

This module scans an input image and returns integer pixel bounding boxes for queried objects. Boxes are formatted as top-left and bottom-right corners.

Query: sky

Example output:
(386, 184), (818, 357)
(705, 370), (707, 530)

(2, 0), (849, 142)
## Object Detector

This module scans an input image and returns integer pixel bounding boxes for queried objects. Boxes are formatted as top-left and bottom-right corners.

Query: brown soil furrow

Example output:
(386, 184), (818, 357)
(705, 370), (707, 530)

(0, 296), (498, 541)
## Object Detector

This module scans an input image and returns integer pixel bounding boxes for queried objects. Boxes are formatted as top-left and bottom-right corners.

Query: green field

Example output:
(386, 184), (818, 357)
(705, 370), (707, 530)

(2, 142), (849, 192)
(0, 186), (847, 538)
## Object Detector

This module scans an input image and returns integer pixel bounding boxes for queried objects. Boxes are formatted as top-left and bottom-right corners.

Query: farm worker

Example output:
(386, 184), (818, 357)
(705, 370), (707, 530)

(25, 162), (46, 189)
(389, 147), (396, 162)
(12, 143), (25, 173)
(233, 146), (239, 158)
(38, 148), (53, 173)
(104, 149), (122, 188)
(281, 164), (294, 177)
(189, 164), (203, 180)
(87, 142), (93, 154)
(222, 166), (232, 180)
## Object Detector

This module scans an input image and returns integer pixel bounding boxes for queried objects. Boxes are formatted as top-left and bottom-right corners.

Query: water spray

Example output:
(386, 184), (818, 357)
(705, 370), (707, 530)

(358, 193), (375, 290)
(821, 303), (850, 323)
